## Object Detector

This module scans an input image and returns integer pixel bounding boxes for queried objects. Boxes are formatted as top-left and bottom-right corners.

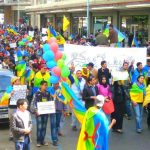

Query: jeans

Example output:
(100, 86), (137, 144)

(125, 99), (132, 117)
(15, 135), (30, 150)
(50, 111), (62, 142)
(36, 114), (48, 144)
(133, 103), (143, 130)
(71, 111), (79, 127)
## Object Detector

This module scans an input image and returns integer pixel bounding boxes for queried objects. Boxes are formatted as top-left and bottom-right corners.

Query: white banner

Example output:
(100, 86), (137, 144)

(10, 85), (27, 105)
(64, 44), (147, 71)
(37, 101), (56, 115)
(10, 43), (17, 48)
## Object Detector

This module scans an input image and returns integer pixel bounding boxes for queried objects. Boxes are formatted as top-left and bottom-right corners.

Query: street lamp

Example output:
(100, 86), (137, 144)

(86, 0), (90, 37)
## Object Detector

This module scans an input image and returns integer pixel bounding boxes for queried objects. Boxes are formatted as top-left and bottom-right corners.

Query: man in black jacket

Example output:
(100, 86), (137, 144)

(98, 61), (111, 84)
(82, 76), (99, 109)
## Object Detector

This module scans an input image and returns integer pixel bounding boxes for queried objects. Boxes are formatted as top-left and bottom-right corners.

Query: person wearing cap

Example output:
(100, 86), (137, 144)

(77, 95), (116, 150)
(8, 76), (21, 141)
(87, 62), (98, 84)
(33, 63), (50, 93)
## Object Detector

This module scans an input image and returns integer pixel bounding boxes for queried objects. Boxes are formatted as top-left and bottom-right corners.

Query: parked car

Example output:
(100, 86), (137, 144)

(0, 69), (14, 124)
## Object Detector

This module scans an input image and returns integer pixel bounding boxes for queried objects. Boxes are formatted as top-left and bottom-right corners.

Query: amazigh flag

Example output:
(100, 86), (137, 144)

(132, 36), (139, 47)
(130, 83), (145, 103)
(61, 82), (86, 124)
(63, 15), (70, 31)
(0, 86), (13, 106)
(15, 60), (26, 77)
(143, 85), (150, 107)
(103, 25), (126, 42)
(77, 107), (109, 150)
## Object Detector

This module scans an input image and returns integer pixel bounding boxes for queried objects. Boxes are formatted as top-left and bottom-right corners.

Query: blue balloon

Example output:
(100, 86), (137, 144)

(43, 50), (54, 61)
(43, 44), (51, 53)
(46, 61), (56, 69)
(27, 43), (32, 47)
(22, 38), (27, 43)
(6, 86), (13, 93)
(50, 75), (60, 84)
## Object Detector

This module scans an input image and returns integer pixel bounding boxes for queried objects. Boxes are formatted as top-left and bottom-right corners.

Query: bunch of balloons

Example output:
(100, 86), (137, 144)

(18, 34), (33, 47)
(42, 37), (70, 84)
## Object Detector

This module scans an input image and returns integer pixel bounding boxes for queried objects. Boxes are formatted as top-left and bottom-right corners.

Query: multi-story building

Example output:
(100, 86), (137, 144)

(26, 0), (150, 40)
(0, 0), (31, 24)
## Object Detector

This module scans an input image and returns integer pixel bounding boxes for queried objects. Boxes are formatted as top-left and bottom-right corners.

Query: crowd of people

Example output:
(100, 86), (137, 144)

(0, 23), (150, 150)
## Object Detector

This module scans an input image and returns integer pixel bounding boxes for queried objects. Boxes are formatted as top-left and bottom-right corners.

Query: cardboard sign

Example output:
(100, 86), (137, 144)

(37, 101), (56, 115)
(10, 43), (17, 48)
(42, 28), (47, 34)
(10, 85), (27, 105)
(112, 71), (129, 81)
(28, 31), (34, 37)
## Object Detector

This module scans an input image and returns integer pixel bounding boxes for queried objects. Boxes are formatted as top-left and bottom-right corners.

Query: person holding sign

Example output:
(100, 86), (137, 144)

(10, 99), (32, 150)
(30, 81), (52, 147)
(49, 82), (67, 146)
(8, 76), (21, 141)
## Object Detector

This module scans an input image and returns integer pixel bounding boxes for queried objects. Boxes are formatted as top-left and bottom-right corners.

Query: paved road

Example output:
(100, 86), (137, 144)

(0, 114), (150, 150)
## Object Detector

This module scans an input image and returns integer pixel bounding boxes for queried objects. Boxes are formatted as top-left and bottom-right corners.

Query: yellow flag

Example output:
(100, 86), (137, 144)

(63, 15), (70, 31)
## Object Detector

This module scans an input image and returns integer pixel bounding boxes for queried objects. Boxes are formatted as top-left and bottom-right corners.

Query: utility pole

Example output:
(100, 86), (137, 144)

(86, 0), (90, 37)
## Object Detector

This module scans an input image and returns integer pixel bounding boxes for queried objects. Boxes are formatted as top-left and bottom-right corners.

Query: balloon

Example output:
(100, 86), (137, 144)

(55, 51), (63, 61)
(52, 66), (61, 77)
(18, 41), (24, 46)
(27, 36), (31, 40)
(24, 34), (28, 38)
(22, 38), (27, 43)
(57, 59), (64, 68)
(62, 53), (66, 60)
(50, 42), (58, 53)
(48, 37), (57, 44)
(61, 66), (70, 77)
(43, 50), (54, 61)
(50, 75), (60, 84)
(29, 37), (33, 41)
(46, 61), (56, 69)
(43, 44), (51, 53)
(27, 43), (32, 47)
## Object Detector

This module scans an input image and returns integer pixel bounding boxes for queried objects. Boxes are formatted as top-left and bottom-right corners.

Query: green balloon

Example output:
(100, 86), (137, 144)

(62, 54), (66, 60)
(57, 59), (65, 68)
(27, 36), (31, 40)
(61, 66), (70, 77)
(18, 41), (24, 46)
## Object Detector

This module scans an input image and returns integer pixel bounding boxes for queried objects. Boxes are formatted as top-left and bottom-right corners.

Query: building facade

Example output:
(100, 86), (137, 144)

(0, 0), (31, 24)
(26, 0), (150, 40)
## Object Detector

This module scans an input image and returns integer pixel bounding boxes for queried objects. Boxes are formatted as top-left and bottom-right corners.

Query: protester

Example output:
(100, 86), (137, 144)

(82, 76), (99, 109)
(121, 62), (132, 120)
(98, 61), (111, 84)
(8, 76), (21, 141)
(49, 82), (67, 145)
(108, 24), (118, 47)
(68, 70), (85, 131)
(30, 81), (51, 147)
(10, 99), (32, 150)
(131, 62), (145, 84)
(130, 75), (146, 133)
(87, 62), (98, 84)
(111, 80), (126, 133)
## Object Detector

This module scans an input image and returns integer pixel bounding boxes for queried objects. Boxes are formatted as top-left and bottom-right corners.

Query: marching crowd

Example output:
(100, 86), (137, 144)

(0, 23), (150, 150)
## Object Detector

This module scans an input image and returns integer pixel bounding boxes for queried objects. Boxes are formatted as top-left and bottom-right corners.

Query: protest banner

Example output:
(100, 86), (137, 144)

(64, 44), (147, 71)
(10, 85), (27, 105)
(37, 101), (56, 115)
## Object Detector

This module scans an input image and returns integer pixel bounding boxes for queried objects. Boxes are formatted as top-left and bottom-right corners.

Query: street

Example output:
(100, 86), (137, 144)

(0, 114), (150, 150)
